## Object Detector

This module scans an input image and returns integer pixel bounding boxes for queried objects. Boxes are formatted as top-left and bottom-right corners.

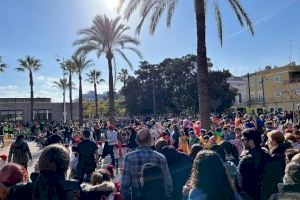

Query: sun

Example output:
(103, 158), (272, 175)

(106, 0), (120, 10)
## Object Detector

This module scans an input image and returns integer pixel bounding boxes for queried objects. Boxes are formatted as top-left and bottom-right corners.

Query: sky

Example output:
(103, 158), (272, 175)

(0, 0), (299, 102)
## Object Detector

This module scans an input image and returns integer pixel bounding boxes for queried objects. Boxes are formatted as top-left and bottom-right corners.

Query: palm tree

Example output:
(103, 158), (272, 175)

(61, 60), (76, 121)
(86, 69), (105, 118)
(53, 77), (68, 115)
(16, 56), (42, 122)
(117, 68), (129, 89)
(118, 0), (254, 128)
(71, 53), (93, 125)
(0, 56), (8, 72)
(74, 15), (142, 123)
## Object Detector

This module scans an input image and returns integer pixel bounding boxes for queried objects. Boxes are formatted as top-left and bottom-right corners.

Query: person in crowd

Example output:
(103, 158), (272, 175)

(189, 144), (203, 161)
(155, 138), (169, 153)
(269, 161), (300, 200)
(238, 128), (272, 200)
(121, 128), (173, 200)
(81, 171), (116, 200)
(235, 112), (243, 128)
(127, 127), (138, 151)
(257, 114), (265, 131)
(7, 144), (81, 200)
(210, 144), (242, 191)
(186, 150), (241, 200)
(223, 126), (234, 141)
(0, 123), (4, 148)
(140, 163), (171, 200)
(0, 163), (28, 200)
(45, 128), (64, 146)
(265, 130), (287, 197)
(63, 123), (72, 146)
(285, 149), (300, 164)
(170, 124), (180, 149)
(179, 129), (189, 154)
(193, 121), (201, 137)
(188, 131), (199, 148)
(220, 140), (240, 166)
(70, 145), (79, 179)
(75, 129), (98, 182)
(94, 121), (101, 141)
(8, 135), (32, 170)
(103, 125), (118, 167)
(160, 145), (193, 200)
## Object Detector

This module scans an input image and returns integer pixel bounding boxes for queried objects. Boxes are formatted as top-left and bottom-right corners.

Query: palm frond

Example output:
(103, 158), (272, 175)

(213, 1), (223, 46)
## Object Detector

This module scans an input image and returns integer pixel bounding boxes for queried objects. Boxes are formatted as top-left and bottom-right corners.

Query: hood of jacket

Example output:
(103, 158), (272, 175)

(278, 182), (300, 193)
(12, 140), (25, 148)
(81, 181), (115, 193)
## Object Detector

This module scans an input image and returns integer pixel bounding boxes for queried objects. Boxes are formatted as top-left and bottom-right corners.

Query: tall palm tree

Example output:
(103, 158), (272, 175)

(16, 56), (42, 122)
(118, 0), (254, 128)
(0, 56), (8, 72)
(74, 15), (142, 123)
(86, 69), (105, 118)
(71, 53), (93, 125)
(53, 78), (69, 109)
(61, 60), (76, 121)
(117, 68), (129, 89)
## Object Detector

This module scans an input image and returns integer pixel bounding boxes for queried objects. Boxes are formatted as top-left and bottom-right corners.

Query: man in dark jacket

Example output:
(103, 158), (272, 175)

(45, 128), (64, 146)
(75, 129), (98, 182)
(238, 128), (272, 200)
(8, 135), (32, 169)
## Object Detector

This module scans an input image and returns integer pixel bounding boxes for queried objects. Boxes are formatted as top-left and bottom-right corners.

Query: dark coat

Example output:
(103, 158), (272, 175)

(263, 145), (286, 198)
(80, 181), (115, 200)
(8, 140), (32, 166)
(238, 147), (272, 200)
(160, 146), (193, 200)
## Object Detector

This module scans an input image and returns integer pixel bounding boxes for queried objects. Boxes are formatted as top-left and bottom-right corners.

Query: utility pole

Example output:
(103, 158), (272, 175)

(247, 73), (251, 106)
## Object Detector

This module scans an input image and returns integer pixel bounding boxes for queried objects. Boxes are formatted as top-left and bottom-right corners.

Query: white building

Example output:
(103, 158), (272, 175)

(227, 76), (247, 106)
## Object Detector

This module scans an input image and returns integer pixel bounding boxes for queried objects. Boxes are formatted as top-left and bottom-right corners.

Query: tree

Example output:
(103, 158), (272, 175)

(86, 69), (105, 118)
(118, 0), (254, 128)
(74, 15), (142, 123)
(63, 60), (76, 121)
(117, 68), (129, 89)
(16, 56), (42, 122)
(0, 56), (7, 72)
(71, 53), (93, 125)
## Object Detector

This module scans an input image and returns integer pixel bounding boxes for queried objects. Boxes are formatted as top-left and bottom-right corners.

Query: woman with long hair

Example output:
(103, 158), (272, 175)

(187, 150), (241, 200)
(7, 144), (81, 200)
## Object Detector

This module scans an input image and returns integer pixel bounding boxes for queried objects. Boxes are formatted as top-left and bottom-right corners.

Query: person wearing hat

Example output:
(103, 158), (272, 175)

(8, 135), (32, 170)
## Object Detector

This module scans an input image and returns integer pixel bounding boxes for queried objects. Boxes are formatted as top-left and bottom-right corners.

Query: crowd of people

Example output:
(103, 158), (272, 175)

(0, 112), (300, 200)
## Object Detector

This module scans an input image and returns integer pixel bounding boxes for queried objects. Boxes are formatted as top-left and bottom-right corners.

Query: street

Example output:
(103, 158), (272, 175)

(0, 141), (42, 175)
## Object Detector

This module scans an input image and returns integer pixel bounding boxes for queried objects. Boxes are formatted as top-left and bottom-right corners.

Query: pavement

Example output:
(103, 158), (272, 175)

(0, 141), (42, 175)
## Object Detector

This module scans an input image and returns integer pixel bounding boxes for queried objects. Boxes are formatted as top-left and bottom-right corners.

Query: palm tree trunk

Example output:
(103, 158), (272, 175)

(79, 74), (83, 126)
(29, 70), (34, 122)
(69, 72), (73, 121)
(107, 54), (115, 123)
(94, 82), (99, 118)
(194, 0), (210, 129)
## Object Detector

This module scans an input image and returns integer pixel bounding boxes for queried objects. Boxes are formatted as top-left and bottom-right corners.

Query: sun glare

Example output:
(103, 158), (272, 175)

(106, 0), (120, 10)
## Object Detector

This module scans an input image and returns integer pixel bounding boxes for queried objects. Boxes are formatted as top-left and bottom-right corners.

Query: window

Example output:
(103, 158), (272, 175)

(275, 90), (281, 97)
(0, 110), (23, 122)
(277, 107), (283, 112)
(257, 90), (263, 101)
(270, 108), (275, 112)
(273, 75), (280, 83)
(238, 93), (242, 103)
(33, 109), (52, 121)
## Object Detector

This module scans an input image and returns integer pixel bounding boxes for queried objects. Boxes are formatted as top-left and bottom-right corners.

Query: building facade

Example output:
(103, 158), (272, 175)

(245, 63), (300, 112)
(227, 76), (247, 106)
(0, 98), (79, 122)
